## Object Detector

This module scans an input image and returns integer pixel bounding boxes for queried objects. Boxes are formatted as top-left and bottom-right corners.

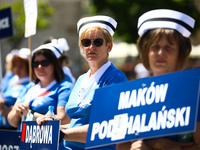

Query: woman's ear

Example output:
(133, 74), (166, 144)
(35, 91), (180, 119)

(81, 47), (84, 54)
(107, 42), (113, 52)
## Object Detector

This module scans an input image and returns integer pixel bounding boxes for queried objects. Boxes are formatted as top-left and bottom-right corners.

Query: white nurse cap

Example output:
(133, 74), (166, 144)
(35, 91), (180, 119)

(137, 9), (195, 37)
(77, 15), (117, 37)
(18, 48), (30, 59)
(32, 43), (62, 58)
(51, 38), (70, 52)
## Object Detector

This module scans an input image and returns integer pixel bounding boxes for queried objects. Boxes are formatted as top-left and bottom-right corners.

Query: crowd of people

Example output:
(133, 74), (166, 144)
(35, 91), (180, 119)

(0, 8), (199, 150)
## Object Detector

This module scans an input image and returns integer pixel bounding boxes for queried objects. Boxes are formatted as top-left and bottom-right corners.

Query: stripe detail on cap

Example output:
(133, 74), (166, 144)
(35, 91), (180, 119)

(52, 46), (62, 55)
(77, 15), (117, 37)
(32, 43), (62, 58)
(137, 9), (195, 37)
(78, 20), (116, 35)
(138, 17), (193, 33)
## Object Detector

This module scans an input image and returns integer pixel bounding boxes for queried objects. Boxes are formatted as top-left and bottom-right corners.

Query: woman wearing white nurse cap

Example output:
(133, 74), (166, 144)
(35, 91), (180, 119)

(77, 15), (117, 37)
(137, 9), (195, 37)
(32, 42), (62, 58)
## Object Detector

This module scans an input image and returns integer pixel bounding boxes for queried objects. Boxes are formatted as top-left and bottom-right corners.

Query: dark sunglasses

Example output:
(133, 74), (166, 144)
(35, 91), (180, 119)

(32, 59), (50, 68)
(81, 38), (104, 47)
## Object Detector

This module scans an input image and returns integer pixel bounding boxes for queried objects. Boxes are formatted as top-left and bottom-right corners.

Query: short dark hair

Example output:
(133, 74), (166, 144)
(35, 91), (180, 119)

(137, 28), (191, 71)
(31, 49), (65, 84)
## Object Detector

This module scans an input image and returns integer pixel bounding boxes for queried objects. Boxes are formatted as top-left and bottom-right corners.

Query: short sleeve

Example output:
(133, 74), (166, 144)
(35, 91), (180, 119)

(57, 80), (73, 106)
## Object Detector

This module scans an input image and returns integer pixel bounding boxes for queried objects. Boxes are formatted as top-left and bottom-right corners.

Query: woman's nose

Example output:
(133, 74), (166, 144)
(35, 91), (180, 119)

(89, 41), (95, 49)
(38, 64), (42, 68)
(158, 48), (165, 56)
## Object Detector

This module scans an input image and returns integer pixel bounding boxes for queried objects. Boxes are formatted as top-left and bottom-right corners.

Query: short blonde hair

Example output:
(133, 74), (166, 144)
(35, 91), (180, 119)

(79, 26), (113, 48)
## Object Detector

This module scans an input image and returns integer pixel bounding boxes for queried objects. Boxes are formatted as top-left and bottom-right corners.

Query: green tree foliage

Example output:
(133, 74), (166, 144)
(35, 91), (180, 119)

(0, 0), (54, 48)
(90, 0), (200, 43)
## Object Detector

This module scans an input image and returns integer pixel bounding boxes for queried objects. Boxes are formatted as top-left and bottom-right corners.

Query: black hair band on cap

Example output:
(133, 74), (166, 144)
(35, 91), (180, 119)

(78, 20), (116, 35)
(52, 46), (62, 55)
(138, 17), (193, 33)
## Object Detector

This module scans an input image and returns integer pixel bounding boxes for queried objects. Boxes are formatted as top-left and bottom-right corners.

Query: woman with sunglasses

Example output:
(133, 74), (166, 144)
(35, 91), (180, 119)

(7, 42), (73, 128)
(117, 9), (200, 150)
(36, 15), (128, 150)
(42, 37), (76, 84)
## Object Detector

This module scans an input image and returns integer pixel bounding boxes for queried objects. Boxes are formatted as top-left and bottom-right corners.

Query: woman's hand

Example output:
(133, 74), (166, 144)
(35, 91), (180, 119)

(130, 140), (152, 150)
(14, 103), (29, 117)
(60, 124), (69, 131)
(36, 115), (55, 125)
(0, 98), (6, 110)
(0, 106), (12, 117)
(117, 140), (153, 150)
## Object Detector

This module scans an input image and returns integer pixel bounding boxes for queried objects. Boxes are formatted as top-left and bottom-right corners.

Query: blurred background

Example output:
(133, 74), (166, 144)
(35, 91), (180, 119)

(1, 0), (200, 80)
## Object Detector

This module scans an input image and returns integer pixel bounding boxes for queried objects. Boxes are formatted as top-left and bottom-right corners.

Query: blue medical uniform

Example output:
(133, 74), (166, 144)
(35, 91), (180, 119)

(18, 79), (73, 115)
(64, 63), (128, 150)
(64, 74), (73, 84)
(0, 76), (29, 128)
(2, 72), (14, 92)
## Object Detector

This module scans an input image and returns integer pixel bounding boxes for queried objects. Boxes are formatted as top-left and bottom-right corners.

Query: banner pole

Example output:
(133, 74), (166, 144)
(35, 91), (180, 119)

(20, 36), (33, 130)
(28, 36), (32, 81)
(0, 40), (6, 125)
(0, 40), (3, 95)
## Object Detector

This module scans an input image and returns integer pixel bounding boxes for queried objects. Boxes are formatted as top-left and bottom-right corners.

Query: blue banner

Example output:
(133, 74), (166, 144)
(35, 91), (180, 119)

(0, 130), (21, 150)
(20, 120), (60, 150)
(0, 7), (13, 39)
(85, 68), (200, 149)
